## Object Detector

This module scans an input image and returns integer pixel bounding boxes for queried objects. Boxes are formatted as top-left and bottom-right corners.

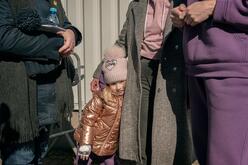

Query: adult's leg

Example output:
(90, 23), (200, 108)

(35, 82), (57, 164)
(37, 83), (57, 126)
(188, 77), (208, 165)
(140, 58), (158, 165)
(205, 77), (248, 165)
(103, 154), (115, 165)
(1, 84), (55, 165)
(2, 141), (35, 165)
(33, 125), (50, 164)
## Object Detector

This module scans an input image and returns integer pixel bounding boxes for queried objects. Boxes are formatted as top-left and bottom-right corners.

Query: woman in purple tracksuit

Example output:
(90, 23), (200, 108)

(171, 1), (248, 165)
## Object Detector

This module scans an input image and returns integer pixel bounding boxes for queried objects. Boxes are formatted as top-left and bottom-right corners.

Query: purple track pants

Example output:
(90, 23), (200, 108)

(188, 77), (248, 165)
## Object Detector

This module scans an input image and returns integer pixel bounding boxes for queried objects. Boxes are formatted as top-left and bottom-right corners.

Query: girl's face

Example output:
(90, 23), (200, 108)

(109, 80), (127, 96)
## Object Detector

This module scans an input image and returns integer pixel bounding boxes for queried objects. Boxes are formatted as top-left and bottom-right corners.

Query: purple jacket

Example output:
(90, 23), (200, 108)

(184, 0), (248, 77)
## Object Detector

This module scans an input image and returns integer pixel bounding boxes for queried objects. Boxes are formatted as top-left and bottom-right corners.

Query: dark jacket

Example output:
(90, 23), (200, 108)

(0, 0), (81, 144)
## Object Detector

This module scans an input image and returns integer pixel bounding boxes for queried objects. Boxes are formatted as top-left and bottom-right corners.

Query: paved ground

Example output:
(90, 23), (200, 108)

(1, 154), (200, 165)
(0, 150), (74, 165)
(43, 111), (78, 165)
(0, 112), (201, 165)
(192, 160), (200, 165)
(43, 148), (74, 165)
(45, 154), (200, 165)
(0, 112), (79, 165)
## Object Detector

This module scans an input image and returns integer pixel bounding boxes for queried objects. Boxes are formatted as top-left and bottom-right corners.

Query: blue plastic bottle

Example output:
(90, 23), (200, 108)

(47, 7), (60, 26)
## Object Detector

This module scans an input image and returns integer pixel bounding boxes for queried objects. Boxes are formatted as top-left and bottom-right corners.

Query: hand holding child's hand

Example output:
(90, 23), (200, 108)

(78, 145), (91, 160)
(171, 4), (187, 28)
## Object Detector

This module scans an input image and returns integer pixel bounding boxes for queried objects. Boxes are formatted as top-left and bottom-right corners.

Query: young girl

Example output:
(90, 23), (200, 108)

(74, 46), (127, 165)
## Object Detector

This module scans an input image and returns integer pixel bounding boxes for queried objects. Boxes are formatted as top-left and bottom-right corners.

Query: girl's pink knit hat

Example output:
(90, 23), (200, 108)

(102, 45), (127, 84)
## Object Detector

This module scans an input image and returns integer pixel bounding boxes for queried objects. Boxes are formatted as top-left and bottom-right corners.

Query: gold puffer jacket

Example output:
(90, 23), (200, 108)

(74, 92), (123, 156)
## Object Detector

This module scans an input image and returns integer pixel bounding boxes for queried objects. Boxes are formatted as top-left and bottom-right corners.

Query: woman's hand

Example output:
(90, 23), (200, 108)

(184, 0), (216, 26)
(57, 29), (76, 56)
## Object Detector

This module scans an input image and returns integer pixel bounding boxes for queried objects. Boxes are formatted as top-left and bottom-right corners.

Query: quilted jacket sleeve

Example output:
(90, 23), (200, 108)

(76, 94), (103, 146)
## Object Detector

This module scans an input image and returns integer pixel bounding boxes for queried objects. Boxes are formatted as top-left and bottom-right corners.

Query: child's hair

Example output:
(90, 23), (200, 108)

(102, 85), (114, 103)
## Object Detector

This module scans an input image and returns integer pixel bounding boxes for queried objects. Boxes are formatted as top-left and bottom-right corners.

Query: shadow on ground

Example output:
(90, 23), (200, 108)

(43, 111), (79, 165)
(43, 148), (74, 165)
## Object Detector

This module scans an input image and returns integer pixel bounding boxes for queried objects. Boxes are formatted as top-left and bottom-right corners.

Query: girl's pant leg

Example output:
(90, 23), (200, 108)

(103, 154), (115, 165)
(86, 157), (93, 165)
(104, 154), (115, 165)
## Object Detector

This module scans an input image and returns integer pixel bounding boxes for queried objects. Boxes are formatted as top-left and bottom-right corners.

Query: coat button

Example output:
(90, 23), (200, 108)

(173, 67), (177, 71)
(157, 88), (161, 93)
(172, 88), (177, 93)
(175, 45), (179, 50)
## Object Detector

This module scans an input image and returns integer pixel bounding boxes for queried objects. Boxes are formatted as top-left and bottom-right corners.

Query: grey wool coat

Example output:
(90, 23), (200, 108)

(115, 0), (193, 165)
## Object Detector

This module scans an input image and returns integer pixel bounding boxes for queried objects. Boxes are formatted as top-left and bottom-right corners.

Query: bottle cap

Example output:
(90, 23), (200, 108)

(49, 7), (57, 14)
